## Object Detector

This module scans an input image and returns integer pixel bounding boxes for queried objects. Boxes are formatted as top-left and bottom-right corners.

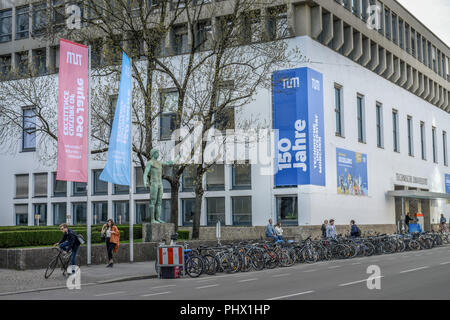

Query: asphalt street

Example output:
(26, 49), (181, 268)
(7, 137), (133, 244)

(2, 245), (450, 300)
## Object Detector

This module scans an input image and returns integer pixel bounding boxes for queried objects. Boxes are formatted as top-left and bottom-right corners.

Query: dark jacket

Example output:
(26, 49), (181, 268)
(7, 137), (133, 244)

(405, 215), (413, 225)
(350, 224), (360, 237)
(58, 228), (81, 250)
(321, 224), (327, 237)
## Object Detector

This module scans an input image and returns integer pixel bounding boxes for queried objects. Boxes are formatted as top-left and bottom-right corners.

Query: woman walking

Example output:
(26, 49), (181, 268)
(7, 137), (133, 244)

(101, 219), (120, 267)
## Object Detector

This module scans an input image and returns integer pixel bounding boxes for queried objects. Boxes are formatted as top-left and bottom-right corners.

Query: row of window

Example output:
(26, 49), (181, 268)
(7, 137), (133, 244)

(334, 85), (449, 166)
(335, 0), (450, 82)
(14, 164), (252, 199)
(14, 194), (299, 227)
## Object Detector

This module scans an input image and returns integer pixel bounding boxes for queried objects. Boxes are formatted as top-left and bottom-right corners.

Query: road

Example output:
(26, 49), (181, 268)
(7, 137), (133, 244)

(2, 245), (450, 300)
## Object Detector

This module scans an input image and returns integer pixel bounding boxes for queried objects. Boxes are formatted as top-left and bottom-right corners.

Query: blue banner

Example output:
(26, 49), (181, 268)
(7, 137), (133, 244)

(100, 52), (132, 186)
(446, 174), (450, 204)
(336, 148), (368, 196)
(273, 67), (325, 186)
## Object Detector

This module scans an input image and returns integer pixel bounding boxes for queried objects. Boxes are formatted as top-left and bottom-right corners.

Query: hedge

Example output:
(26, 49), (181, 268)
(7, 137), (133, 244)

(177, 230), (190, 240)
(0, 225), (142, 248)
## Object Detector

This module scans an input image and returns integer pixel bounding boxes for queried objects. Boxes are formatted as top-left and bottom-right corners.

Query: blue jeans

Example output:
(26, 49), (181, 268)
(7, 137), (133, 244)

(59, 242), (79, 268)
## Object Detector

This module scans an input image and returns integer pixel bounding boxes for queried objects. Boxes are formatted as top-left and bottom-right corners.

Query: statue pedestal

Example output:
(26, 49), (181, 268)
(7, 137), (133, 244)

(142, 223), (175, 243)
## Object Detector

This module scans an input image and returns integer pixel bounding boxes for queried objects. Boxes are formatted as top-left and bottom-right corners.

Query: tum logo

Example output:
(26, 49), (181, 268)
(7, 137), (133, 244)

(67, 52), (82, 66)
(282, 77), (300, 89)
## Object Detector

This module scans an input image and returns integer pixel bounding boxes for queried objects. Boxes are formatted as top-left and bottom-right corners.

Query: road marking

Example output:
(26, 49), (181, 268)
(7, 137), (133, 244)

(266, 290), (315, 300)
(439, 261), (450, 265)
(351, 262), (362, 265)
(238, 278), (258, 283)
(196, 284), (219, 289)
(339, 276), (384, 287)
(93, 291), (125, 297)
(152, 285), (176, 289)
(141, 291), (171, 297)
(303, 269), (317, 273)
(328, 266), (341, 269)
(272, 273), (290, 278)
(399, 266), (429, 274)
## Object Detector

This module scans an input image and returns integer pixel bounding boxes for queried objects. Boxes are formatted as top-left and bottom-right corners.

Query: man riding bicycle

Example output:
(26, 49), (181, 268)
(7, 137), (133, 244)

(54, 223), (81, 274)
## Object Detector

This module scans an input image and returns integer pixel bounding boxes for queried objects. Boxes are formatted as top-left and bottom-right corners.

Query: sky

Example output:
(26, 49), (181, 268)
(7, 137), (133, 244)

(396, 0), (450, 46)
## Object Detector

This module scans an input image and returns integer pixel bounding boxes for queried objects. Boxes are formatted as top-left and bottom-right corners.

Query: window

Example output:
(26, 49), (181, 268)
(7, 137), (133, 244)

(443, 131), (448, 166)
(52, 0), (65, 30)
(23, 107), (36, 151)
(160, 90), (177, 140)
(32, 2), (47, 36)
(206, 164), (225, 191)
(50, 46), (60, 73)
(136, 201), (150, 223)
(182, 166), (196, 192)
(33, 48), (47, 75)
(182, 198), (196, 226)
(417, 34), (422, 61)
(174, 25), (188, 55)
(276, 196), (298, 225)
(405, 24), (410, 53)
(232, 196), (252, 226)
(161, 199), (171, 222)
(114, 184), (129, 195)
(410, 28), (416, 57)
(432, 127), (437, 163)
(361, 0), (368, 21)
(398, 18), (404, 49)
(114, 201), (129, 224)
(420, 121), (426, 160)
(215, 107), (235, 131)
(93, 169), (108, 195)
(15, 204), (28, 226)
(73, 203), (87, 225)
(357, 95), (365, 143)
(392, 110), (399, 152)
(232, 163), (251, 189)
(376, 103), (383, 148)
(33, 203), (47, 226)
(135, 167), (147, 193)
(196, 20), (212, 51)
(268, 7), (288, 40)
(53, 173), (67, 197)
(73, 182), (87, 196)
(0, 9), (12, 43)
(391, 13), (397, 44)
(0, 54), (11, 77)
(15, 174), (29, 199)
(16, 51), (29, 75)
(34, 173), (48, 197)
(245, 12), (261, 43)
(335, 85), (343, 136)
(90, 39), (103, 68)
(384, 8), (391, 40)
(352, 0), (359, 16)
(93, 202), (108, 225)
(207, 197), (225, 226)
(422, 38), (427, 65)
(16, 6), (29, 40)
(407, 116), (413, 157)
(53, 203), (66, 225)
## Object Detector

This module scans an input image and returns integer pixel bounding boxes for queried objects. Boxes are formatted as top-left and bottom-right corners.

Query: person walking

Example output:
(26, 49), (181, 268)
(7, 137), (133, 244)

(265, 219), (277, 241)
(350, 220), (361, 238)
(321, 220), (328, 238)
(440, 214), (448, 233)
(326, 219), (337, 239)
(404, 212), (413, 232)
(274, 221), (284, 241)
(101, 219), (120, 268)
(54, 223), (81, 274)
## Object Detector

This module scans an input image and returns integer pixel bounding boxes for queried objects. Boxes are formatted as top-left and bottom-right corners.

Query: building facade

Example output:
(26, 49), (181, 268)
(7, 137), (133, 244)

(0, 0), (449, 232)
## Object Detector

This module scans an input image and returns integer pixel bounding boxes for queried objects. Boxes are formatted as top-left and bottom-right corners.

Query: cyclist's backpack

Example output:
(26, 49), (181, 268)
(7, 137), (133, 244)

(76, 233), (85, 244)
(355, 226), (361, 237)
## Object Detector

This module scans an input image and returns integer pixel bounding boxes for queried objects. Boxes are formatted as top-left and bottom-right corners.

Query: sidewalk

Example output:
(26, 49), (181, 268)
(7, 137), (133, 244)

(0, 261), (157, 296)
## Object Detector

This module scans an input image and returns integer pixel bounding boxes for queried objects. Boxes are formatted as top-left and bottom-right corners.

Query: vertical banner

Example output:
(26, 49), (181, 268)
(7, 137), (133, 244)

(273, 67), (325, 186)
(99, 52), (132, 186)
(56, 39), (89, 182)
(445, 174), (450, 204)
(336, 148), (368, 196)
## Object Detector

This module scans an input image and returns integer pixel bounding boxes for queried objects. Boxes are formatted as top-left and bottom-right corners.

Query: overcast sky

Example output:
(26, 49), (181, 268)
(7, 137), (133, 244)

(396, 0), (450, 46)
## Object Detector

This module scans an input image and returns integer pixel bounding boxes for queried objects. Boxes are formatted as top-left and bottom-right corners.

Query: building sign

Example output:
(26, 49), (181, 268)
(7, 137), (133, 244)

(272, 67), (325, 187)
(395, 173), (428, 186)
(336, 148), (368, 196)
(56, 39), (89, 182)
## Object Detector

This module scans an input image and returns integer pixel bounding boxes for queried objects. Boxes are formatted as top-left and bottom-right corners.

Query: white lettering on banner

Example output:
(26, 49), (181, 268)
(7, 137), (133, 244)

(116, 87), (131, 145)
(63, 91), (75, 137)
(311, 78), (320, 91)
(278, 119), (307, 172)
(67, 51), (82, 66)
(312, 114), (323, 174)
(282, 77), (300, 89)
(75, 78), (85, 138)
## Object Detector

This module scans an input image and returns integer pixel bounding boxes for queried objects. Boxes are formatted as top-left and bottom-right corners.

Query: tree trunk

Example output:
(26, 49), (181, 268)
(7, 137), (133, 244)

(170, 180), (180, 232)
(192, 185), (204, 240)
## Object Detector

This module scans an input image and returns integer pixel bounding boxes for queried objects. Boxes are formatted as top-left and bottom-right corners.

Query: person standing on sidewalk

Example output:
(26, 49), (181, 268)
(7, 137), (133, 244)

(321, 220), (328, 238)
(326, 219), (337, 239)
(101, 219), (120, 268)
(54, 224), (81, 274)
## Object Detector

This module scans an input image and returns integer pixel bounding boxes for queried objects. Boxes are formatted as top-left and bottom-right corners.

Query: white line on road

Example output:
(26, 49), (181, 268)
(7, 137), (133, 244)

(141, 291), (171, 297)
(152, 285), (177, 289)
(303, 269), (317, 273)
(266, 291), (315, 300)
(93, 291), (125, 297)
(328, 266), (341, 269)
(339, 276), (384, 287)
(272, 274), (290, 278)
(399, 266), (429, 274)
(351, 262), (362, 265)
(196, 284), (219, 289)
(237, 278), (258, 283)
(439, 261), (450, 265)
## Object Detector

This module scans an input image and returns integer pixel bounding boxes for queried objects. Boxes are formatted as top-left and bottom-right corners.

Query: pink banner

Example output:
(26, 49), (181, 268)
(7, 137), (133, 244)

(56, 39), (89, 182)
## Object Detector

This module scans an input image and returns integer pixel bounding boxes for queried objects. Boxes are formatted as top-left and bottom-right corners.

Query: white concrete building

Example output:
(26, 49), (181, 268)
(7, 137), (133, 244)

(0, 0), (449, 233)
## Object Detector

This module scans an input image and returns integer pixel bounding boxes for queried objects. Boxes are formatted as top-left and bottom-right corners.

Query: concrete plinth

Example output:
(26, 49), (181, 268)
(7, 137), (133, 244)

(142, 223), (176, 243)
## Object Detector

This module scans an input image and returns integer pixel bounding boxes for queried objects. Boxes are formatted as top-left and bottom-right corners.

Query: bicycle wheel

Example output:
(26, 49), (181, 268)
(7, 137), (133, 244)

(249, 249), (265, 271)
(202, 254), (218, 275)
(408, 240), (420, 251)
(185, 255), (203, 278)
(263, 251), (278, 269)
(44, 256), (59, 279)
